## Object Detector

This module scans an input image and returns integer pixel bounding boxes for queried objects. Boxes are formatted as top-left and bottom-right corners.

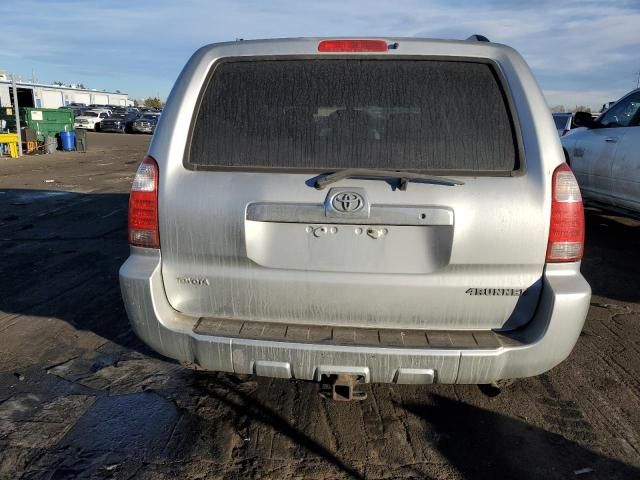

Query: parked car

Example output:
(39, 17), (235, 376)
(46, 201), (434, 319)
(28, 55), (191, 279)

(99, 112), (139, 133)
(562, 88), (640, 216)
(139, 107), (162, 114)
(59, 106), (86, 117)
(552, 112), (574, 136)
(120, 37), (590, 395)
(73, 108), (111, 131)
(131, 113), (160, 133)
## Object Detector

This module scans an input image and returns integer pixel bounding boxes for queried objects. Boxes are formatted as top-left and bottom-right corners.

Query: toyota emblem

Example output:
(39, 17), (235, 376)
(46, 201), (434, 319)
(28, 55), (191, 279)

(332, 192), (364, 213)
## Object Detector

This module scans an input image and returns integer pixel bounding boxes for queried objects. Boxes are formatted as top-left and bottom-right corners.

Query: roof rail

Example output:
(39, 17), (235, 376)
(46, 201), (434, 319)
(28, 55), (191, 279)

(466, 34), (490, 42)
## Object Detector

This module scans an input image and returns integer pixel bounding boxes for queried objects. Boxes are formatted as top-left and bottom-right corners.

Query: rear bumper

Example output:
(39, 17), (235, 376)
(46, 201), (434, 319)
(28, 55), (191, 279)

(119, 249), (591, 384)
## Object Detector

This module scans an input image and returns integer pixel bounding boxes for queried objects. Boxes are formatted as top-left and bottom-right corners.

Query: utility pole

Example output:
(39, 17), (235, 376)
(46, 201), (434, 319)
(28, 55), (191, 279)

(635, 71), (640, 89)
(11, 77), (22, 157)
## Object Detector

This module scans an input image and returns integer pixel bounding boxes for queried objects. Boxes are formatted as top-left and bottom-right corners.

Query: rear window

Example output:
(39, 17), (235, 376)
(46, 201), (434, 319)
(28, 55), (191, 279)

(189, 59), (518, 173)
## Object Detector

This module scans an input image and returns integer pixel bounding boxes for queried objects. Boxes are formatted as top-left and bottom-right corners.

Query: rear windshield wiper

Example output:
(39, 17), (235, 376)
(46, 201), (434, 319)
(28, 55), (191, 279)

(314, 169), (465, 190)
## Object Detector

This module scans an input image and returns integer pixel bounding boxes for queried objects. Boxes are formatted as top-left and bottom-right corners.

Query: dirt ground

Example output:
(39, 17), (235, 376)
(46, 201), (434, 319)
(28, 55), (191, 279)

(1, 133), (639, 480)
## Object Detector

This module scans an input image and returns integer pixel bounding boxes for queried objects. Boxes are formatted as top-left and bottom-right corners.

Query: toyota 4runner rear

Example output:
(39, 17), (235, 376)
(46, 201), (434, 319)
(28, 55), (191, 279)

(120, 37), (590, 388)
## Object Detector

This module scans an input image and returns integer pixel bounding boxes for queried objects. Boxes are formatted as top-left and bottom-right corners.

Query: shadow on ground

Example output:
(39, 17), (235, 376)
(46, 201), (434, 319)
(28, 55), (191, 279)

(399, 394), (639, 480)
(0, 188), (142, 352)
(582, 208), (640, 303)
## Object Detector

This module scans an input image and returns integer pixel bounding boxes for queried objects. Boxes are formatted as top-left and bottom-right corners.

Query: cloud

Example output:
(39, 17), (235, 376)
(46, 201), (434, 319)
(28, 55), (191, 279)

(0, 0), (638, 106)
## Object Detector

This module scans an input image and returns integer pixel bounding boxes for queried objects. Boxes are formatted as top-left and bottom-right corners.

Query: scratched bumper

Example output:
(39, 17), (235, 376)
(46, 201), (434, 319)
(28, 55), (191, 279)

(119, 248), (590, 384)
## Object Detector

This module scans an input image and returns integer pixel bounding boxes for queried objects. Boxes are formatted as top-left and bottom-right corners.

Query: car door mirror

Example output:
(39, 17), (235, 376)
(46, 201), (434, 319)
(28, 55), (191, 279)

(573, 111), (597, 129)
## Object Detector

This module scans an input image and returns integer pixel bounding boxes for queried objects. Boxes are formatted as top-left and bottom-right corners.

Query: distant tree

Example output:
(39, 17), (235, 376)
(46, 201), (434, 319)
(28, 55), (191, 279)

(115, 89), (121, 94)
(133, 99), (140, 107)
(78, 83), (86, 89)
(143, 97), (163, 109)
(571, 105), (592, 113)
(53, 81), (64, 86)
(550, 105), (566, 113)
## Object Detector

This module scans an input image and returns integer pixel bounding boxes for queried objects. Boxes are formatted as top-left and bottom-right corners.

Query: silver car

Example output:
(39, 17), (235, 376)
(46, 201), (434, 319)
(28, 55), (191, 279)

(562, 88), (640, 216)
(120, 37), (590, 395)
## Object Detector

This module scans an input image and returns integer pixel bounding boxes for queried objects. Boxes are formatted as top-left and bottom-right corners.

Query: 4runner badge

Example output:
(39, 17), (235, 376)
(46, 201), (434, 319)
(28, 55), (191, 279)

(466, 288), (524, 296)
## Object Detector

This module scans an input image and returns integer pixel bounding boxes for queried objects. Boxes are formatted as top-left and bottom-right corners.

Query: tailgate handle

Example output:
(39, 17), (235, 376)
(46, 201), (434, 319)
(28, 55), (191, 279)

(246, 202), (453, 226)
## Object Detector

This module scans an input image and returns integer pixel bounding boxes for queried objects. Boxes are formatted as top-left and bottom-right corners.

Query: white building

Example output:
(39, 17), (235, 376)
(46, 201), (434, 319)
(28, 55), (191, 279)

(0, 79), (131, 109)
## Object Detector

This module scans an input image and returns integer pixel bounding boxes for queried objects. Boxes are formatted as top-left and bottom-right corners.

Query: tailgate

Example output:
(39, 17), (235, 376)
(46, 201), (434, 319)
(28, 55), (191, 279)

(158, 53), (546, 331)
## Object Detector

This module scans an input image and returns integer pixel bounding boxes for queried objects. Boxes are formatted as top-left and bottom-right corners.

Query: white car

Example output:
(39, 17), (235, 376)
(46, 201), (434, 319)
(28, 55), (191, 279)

(562, 88), (640, 215)
(74, 109), (112, 131)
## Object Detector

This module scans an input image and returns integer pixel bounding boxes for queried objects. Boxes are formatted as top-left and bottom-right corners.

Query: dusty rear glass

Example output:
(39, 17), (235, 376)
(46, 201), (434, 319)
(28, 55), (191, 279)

(189, 59), (518, 172)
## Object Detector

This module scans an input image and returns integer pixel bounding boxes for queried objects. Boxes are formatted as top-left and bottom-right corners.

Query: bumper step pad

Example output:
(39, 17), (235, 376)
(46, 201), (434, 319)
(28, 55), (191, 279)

(193, 317), (504, 349)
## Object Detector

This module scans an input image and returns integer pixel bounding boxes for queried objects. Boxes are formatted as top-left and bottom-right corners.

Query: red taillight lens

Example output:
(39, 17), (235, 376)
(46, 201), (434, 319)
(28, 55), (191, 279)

(546, 163), (584, 262)
(128, 156), (159, 248)
(318, 39), (388, 52)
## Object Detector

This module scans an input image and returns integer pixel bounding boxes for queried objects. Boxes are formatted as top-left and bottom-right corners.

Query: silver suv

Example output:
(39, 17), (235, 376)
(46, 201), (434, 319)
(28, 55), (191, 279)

(120, 37), (591, 391)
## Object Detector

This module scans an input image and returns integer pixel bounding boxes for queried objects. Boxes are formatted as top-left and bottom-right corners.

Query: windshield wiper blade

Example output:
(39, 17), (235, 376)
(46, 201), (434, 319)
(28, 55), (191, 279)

(314, 169), (464, 190)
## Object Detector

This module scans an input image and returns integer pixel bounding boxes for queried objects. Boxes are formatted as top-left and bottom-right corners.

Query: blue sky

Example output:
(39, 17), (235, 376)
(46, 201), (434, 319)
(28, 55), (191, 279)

(2, 0), (639, 109)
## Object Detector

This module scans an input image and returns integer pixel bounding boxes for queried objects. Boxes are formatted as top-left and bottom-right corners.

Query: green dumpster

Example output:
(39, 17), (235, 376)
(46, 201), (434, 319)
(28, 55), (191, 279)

(0, 108), (74, 140)
(23, 108), (75, 139)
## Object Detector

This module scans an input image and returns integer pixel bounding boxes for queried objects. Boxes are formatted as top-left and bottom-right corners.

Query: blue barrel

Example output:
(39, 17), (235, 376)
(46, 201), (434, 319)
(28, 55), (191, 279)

(60, 131), (76, 151)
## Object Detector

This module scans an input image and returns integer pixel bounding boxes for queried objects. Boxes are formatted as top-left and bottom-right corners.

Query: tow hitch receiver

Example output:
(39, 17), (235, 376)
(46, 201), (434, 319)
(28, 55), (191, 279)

(321, 374), (367, 401)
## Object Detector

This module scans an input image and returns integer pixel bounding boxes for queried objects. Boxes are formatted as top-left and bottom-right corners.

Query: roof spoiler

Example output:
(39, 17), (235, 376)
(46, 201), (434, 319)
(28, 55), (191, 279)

(466, 34), (490, 42)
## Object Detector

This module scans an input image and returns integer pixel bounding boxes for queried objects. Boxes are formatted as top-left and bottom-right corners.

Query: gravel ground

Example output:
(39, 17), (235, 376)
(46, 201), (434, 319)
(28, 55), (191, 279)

(0, 133), (639, 479)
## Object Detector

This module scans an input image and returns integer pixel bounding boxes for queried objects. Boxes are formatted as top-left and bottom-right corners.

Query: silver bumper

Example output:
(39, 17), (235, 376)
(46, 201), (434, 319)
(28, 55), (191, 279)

(119, 248), (591, 384)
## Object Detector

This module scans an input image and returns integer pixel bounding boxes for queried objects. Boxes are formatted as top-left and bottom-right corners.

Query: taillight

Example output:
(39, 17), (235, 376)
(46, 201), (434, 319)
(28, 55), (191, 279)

(128, 156), (159, 248)
(318, 39), (388, 52)
(546, 163), (584, 262)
